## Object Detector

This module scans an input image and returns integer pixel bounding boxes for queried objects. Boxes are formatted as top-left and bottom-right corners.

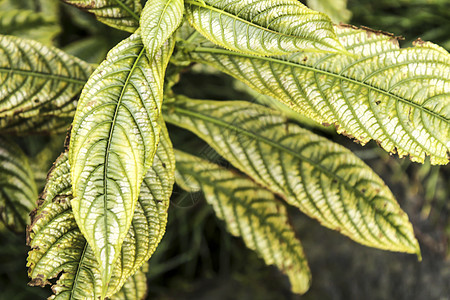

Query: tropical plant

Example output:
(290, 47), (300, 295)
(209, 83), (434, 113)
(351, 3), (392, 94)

(0, 0), (447, 298)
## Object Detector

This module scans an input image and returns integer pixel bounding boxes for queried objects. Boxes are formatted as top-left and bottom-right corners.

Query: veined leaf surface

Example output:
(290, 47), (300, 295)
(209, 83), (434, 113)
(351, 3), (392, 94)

(186, 26), (450, 164)
(110, 264), (148, 300)
(69, 32), (174, 293)
(0, 35), (93, 119)
(61, 0), (142, 32)
(28, 126), (174, 298)
(0, 137), (37, 231)
(0, 115), (72, 135)
(185, 0), (346, 56)
(141, 0), (184, 58)
(175, 150), (311, 294)
(164, 97), (420, 256)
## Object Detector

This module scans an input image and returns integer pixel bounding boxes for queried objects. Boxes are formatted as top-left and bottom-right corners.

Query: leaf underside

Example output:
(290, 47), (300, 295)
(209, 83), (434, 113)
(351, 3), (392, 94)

(175, 150), (311, 294)
(0, 34), (94, 120)
(61, 0), (142, 32)
(0, 137), (37, 231)
(185, 0), (346, 56)
(164, 97), (421, 256)
(27, 124), (175, 298)
(186, 25), (450, 165)
(69, 31), (174, 292)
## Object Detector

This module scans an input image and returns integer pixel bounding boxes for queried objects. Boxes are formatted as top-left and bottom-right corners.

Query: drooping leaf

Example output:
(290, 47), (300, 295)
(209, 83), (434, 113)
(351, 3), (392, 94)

(164, 97), (421, 256)
(110, 264), (148, 300)
(69, 32), (174, 294)
(28, 124), (175, 298)
(184, 0), (347, 56)
(175, 150), (311, 294)
(307, 0), (352, 23)
(185, 25), (450, 165)
(0, 34), (94, 119)
(0, 137), (37, 231)
(61, 0), (142, 32)
(0, 9), (60, 45)
(141, 0), (184, 58)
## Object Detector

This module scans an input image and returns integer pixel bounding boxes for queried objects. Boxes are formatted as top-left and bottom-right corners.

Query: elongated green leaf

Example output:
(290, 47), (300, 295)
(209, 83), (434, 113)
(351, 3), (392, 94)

(62, 0), (142, 32)
(164, 97), (421, 256)
(28, 125), (175, 298)
(0, 137), (37, 231)
(185, 26), (450, 165)
(175, 150), (311, 294)
(110, 264), (148, 300)
(69, 32), (174, 293)
(184, 0), (346, 56)
(0, 35), (94, 119)
(0, 9), (60, 45)
(141, 0), (184, 58)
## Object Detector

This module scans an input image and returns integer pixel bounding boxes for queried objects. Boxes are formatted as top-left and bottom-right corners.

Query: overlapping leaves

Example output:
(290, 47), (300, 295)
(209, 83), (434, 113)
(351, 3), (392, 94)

(164, 97), (420, 255)
(185, 0), (346, 56)
(61, 0), (142, 32)
(175, 150), (311, 294)
(27, 124), (175, 298)
(185, 26), (450, 165)
(0, 137), (37, 231)
(69, 31), (174, 293)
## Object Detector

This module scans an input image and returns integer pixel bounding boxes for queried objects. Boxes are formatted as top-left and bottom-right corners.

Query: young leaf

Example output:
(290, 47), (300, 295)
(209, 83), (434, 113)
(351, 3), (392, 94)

(69, 32), (174, 294)
(0, 35), (94, 119)
(61, 0), (142, 32)
(28, 125), (175, 298)
(141, 0), (184, 58)
(175, 150), (311, 295)
(0, 137), (37, 231)
(185, 26), (450, 165)
(164, 97), (421, 256)
(110, 264), (148, 300)
(184, 0), (347, 56)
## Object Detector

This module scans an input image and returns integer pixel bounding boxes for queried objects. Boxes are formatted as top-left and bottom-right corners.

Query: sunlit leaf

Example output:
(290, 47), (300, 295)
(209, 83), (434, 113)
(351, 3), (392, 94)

(185, 0), (347, 56)
(164, 97), (421, 256)
(185, 26), (450, 164)
(0, 137), (37, 231)
(61, 0), (142, 32)
(27, 124), (175, 298)
(175, 150), (311, 294)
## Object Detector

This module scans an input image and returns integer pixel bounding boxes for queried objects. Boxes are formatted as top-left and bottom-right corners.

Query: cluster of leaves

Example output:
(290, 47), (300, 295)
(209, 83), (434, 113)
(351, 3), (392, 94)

(0, 0), (448, 298)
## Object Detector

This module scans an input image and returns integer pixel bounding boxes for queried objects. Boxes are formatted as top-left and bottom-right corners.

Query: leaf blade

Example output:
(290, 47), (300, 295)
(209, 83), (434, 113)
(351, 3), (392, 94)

(69, 32), (174, 293)
(164, 97), (421, 256)
(175, 150), (311, 294)
(185, 0), (346, 56)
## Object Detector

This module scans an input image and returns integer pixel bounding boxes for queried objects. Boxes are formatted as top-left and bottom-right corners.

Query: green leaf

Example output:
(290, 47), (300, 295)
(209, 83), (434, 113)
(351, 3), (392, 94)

(0, 137), (37, 231)
(185, 25), (450, 165)
(0, 115), (72, 135)
(0, 9), (60, 45)
(69, 32), (174, 294)
(110, 264), (148, 300)
(164, 97), (421, 256)
(175, 150), (311, 295)
(27, 124), (175, 298)
(141, 0), (184, 58)
(184, 0), (347, 56)
(61, 0), (142, 32)
(0, 34), (94, 119)
(306, 0), (352, 23)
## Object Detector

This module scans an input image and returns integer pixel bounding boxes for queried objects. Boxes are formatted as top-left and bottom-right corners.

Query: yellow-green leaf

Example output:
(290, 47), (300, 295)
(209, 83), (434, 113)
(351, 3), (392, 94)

(175, 150), (311, 295)
(61, 0), (142, 32)
(110, 264), (148, 300)
(27, 125), (174, 298)
(69, 32), (174, 294)
(186, 26), (450, 165)
(185, 0), (347, 56)
(0, 137), (37, 231)
(141, 0), (184, 58)
(164, 97), (421, 256)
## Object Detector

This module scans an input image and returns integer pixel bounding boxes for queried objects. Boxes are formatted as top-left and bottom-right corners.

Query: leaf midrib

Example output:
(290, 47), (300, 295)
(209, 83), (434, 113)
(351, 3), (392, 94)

(0, 67), (87, 85)
(113, 0), (140, 21)
(191, 46), (449, 124)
